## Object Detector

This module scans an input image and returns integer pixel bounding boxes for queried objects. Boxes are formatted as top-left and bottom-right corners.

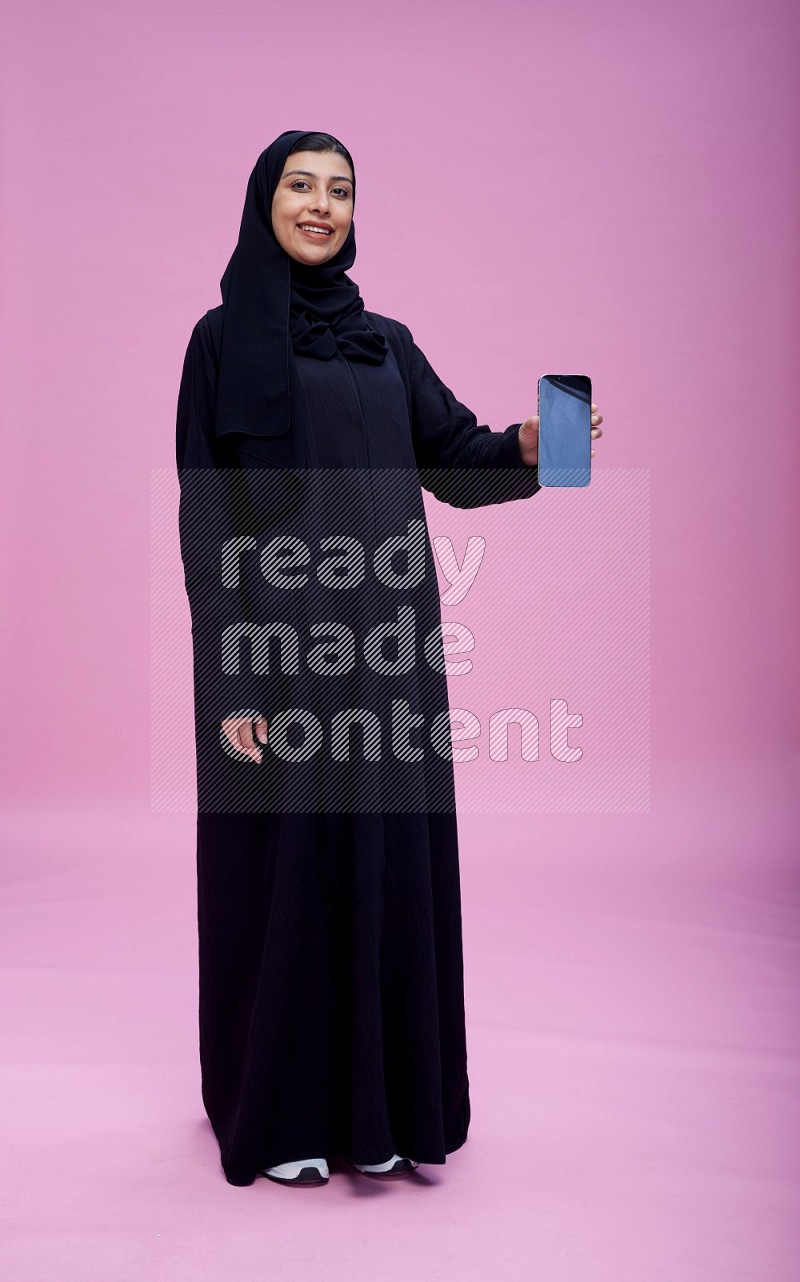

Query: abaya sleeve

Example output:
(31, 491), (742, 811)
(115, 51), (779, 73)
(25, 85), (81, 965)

(406, 333), (542, 510)
(176, 315), (266, 729)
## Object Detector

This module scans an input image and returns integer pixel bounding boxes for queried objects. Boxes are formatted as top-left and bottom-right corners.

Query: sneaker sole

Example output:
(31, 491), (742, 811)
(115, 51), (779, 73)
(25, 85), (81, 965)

(262, 1166), (329, 1186)
(350, 1157), (418, 1179)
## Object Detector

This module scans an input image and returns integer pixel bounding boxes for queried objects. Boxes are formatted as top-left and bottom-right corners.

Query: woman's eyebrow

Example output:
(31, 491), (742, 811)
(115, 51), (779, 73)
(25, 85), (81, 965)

(283, 169), (353, 184)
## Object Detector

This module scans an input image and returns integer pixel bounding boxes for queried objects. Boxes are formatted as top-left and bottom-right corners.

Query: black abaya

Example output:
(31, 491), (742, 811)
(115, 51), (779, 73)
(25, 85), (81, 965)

(176, 304), (541, 1184)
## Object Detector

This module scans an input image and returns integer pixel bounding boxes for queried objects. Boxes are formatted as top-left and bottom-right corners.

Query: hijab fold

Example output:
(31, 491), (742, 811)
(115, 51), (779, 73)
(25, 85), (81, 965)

(215, 130), (387, 440)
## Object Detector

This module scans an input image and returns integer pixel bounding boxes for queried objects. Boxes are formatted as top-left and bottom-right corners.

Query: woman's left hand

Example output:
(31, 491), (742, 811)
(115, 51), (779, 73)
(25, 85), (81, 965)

(518, 403), (604, 467)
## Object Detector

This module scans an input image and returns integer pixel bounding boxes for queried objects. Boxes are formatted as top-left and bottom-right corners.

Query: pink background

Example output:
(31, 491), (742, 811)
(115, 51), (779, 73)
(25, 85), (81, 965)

(2, 0), (799, 1277)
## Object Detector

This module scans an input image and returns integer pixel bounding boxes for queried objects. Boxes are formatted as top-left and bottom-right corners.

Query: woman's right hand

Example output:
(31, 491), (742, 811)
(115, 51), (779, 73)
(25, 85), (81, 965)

(221, 713), (268, 763)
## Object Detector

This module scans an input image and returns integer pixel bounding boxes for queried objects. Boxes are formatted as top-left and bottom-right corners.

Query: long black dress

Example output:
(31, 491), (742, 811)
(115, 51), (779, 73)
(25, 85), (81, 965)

(176, 305), (541, 1185)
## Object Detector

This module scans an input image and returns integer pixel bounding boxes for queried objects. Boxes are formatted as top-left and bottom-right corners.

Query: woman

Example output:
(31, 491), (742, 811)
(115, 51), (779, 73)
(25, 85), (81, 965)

(176, 129), (603, 1188)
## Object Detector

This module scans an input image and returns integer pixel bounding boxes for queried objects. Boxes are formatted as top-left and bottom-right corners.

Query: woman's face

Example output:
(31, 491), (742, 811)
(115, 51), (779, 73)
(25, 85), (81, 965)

(271, 150), (354, 264)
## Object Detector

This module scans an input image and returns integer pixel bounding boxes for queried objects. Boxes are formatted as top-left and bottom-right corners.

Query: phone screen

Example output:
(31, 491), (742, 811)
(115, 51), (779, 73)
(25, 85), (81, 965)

(537, 375), (592, 487)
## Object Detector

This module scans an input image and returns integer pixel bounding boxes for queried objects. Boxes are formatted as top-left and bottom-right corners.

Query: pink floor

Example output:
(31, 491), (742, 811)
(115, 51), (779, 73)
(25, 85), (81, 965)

(2, 757), (798, 1281)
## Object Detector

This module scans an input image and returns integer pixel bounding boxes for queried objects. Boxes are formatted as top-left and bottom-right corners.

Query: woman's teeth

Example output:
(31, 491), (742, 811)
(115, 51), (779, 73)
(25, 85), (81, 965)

(298, 225), (331, 236)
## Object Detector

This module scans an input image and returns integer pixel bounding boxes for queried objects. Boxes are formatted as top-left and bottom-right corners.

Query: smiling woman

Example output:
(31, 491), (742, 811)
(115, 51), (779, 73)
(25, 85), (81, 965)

(271, 149), (354, 263)
(176, 128), (543, 1189)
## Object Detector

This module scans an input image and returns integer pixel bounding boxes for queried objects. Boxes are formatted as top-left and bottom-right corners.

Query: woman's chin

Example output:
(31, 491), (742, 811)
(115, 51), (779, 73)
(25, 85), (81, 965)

(289, 243), (333, 266)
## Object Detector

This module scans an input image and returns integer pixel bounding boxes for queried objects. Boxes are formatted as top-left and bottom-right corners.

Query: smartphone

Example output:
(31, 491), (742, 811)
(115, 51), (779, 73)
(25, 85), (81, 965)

(537, 375), (592, 487)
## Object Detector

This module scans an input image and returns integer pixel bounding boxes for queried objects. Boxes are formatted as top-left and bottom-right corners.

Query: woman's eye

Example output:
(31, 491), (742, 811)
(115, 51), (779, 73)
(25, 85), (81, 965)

(290, 180), (350, 199)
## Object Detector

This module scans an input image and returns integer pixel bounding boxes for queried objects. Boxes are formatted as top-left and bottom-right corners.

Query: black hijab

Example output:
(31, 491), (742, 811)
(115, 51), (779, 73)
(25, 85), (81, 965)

(214, 129), (387, 441)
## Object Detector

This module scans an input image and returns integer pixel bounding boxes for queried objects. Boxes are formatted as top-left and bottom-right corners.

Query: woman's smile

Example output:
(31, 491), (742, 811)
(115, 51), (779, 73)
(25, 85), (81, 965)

(297, 222), (334, 238)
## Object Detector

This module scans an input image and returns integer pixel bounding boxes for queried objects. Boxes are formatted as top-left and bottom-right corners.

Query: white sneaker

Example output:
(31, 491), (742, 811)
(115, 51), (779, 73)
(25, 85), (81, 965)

(352, 1154), (419, 1177)
(262, 1156), (329, 1185)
